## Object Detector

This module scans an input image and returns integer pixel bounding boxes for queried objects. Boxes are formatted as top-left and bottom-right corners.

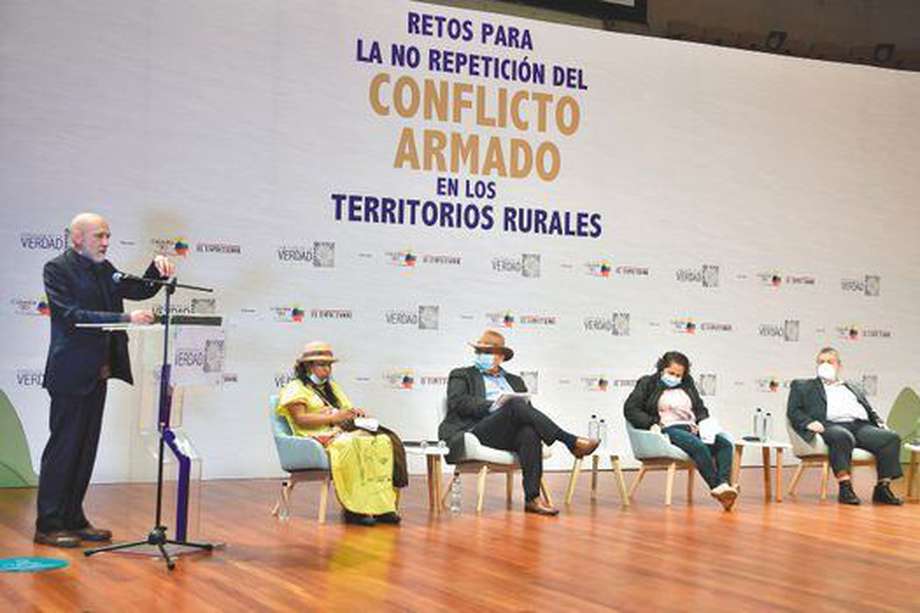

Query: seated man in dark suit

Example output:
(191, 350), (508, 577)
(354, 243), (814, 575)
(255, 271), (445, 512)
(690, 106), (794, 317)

(787, 346), (903, 505)
(36, 212), (175, 547)
(437, 329), (599, 515)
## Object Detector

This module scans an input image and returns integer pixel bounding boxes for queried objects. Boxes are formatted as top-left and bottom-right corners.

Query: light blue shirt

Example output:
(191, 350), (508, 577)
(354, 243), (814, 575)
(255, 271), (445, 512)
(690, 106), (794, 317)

(482, 370), (514, 402)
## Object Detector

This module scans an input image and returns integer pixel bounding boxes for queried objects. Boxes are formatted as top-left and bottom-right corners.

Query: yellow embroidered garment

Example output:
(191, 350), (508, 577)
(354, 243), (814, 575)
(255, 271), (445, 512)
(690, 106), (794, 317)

(277, 378), (352, 437)
(327, 431), (397, 515)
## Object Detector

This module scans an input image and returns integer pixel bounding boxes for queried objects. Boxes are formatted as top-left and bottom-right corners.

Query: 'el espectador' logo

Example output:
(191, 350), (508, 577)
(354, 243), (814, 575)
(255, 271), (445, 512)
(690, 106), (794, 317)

(585, 260), (649, 278)
(757, 271), (816, 288)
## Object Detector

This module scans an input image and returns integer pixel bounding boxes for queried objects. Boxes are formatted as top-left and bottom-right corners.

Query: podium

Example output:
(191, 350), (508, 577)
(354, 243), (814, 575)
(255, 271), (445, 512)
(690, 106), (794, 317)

(78, 316), (224, 543)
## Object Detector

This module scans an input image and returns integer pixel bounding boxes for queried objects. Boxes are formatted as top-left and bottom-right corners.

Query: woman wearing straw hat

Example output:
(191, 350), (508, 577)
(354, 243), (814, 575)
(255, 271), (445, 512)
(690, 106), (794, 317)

(277, 341), (406, 526)
(438, 329), (600, 515)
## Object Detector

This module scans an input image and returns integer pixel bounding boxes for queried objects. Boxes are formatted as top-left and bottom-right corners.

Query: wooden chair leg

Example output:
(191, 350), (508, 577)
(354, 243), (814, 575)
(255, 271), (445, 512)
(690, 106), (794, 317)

(476, 466), (488, 514)
(775, 448), (784, 503)
(731, 445), (743, 488)
(628, 465), (648, 500)
(665, 463), (677, 506)
(432, 457), (444, 514)
(686, 466), (694, 504)
(819, 459), (830, 501)
(271, 480), (287, 517)
(318, 476), (329, 524)
(611, 456), (630, 508)
(540, 477), (554, 507)
(506, 471), (514, 509)
(907, 452), (918, 501)
(565, 458), (582, 505)
(591, 455), (600, 500)
(788, 462), (806, 496)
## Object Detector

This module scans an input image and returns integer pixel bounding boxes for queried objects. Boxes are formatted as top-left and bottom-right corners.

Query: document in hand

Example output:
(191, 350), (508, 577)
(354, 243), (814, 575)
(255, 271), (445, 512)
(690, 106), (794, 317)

(353, 417), (379, 432)
(490, 392), (531, 412)
(697, 417), (723, 444)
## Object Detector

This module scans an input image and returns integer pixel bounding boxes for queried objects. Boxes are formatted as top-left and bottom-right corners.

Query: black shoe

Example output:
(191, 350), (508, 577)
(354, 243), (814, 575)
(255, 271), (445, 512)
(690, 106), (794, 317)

(837, 480), (861, 505)
(375, 512), (401, 525)
(34, 530), (82, 548)
(872, 482), (904, 505)
(75, 525), (112, 542)
(343, 510), (376, 526)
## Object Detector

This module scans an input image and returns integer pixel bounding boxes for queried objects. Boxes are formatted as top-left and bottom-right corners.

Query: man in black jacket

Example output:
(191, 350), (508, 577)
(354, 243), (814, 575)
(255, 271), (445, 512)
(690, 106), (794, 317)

(787, 347), (903, 505)
(438, 329), (598, 515)
(35, 213), (175, 547)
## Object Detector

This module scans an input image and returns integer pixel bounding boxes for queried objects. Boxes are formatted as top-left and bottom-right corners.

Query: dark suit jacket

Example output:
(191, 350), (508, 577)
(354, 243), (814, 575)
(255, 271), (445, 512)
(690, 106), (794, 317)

(623, 373), (710, 430)
(43, 249), (164, 395)
(437, 365), (527, 443)
(786, 377), (882, 442)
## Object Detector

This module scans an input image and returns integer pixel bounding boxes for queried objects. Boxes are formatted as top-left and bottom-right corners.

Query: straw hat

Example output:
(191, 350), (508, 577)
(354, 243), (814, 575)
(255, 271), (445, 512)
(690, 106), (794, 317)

(296, 341), (338, 365)
(469, 329), (514, 361)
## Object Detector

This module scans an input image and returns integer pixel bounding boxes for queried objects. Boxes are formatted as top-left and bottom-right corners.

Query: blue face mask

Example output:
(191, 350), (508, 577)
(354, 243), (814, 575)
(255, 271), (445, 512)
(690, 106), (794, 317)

(309, 373), (328, 385)
(661, 373), (682, 388)
(474, 353), (496, 372)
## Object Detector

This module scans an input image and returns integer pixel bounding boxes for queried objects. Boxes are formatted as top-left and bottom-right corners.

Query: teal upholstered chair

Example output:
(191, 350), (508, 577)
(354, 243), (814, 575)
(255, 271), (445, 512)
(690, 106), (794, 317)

(625, 421), (695, 505)
(268, 395), (333, 522)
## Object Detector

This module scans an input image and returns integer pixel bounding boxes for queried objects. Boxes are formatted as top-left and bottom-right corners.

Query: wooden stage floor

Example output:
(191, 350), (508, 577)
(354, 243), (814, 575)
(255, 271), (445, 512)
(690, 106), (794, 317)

(1, 468), (918, 612)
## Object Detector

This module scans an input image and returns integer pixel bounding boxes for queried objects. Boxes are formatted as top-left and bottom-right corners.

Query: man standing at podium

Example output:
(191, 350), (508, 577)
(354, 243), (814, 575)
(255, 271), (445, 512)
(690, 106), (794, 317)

(35, 213), (175, 548)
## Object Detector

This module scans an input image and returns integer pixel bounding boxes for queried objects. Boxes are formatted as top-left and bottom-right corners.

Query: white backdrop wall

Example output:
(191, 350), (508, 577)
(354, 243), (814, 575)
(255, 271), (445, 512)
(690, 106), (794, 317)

(2, 0), (919, 481)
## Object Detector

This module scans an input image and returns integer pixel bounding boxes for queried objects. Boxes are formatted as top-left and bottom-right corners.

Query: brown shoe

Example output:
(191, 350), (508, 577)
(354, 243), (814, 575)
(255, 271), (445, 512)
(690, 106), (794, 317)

(34, 530), (82, 548)
(572, 437), (600, 459)
(76, 526), (112, 542)
(524, 499), (560, 516)
(710, 484), (739, 511)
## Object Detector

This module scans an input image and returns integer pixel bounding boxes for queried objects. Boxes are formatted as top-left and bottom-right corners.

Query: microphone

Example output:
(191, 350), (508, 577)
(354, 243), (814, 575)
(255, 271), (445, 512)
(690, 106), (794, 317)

(112, 271), (148, 284)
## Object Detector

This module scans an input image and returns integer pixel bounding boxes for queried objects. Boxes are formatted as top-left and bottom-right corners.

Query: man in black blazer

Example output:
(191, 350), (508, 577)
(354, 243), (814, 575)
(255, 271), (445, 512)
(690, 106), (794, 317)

(787, 347), (903, 505)
(438, 329), (598, 515)
(36, 213), (175, 547)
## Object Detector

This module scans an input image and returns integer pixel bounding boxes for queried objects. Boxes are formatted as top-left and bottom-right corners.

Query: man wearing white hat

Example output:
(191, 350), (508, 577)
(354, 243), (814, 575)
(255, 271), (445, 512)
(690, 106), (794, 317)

(438, 329), (599, 515)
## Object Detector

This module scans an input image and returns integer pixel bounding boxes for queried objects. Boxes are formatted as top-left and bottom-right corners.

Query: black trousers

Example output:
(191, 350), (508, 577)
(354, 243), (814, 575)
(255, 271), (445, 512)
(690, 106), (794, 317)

(470, 398), (568, 501)
(821, 419), (903, 480)
(36, 380), (107, 532)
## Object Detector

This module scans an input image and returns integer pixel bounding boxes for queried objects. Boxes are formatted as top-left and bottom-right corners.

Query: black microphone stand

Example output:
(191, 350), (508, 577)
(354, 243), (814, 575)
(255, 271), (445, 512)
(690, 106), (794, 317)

(85, 276), (215, 570)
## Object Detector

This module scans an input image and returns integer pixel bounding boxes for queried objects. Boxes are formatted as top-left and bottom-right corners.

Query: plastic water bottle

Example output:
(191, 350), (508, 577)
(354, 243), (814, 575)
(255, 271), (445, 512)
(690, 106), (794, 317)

(598, 419), (608, 450)
(588, 414), (599, 440)
(449, 474), (462, 514)
(753, 408), (764, 441)
(764, 412), (773, 442)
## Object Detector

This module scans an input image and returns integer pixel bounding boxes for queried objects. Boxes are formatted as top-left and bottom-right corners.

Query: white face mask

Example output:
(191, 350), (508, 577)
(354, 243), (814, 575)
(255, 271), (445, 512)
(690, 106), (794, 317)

(817, 362), (837, 382)
(309, 373), (328, 385)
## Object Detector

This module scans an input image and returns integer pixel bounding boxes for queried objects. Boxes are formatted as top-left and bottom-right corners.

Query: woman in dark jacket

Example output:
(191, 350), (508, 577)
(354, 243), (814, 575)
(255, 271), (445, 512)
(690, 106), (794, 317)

(624, 351), (737, 510)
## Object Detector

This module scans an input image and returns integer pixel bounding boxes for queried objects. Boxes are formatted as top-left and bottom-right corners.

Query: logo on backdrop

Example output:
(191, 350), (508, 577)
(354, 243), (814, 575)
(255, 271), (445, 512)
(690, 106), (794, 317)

(697, 374), (718, 397)
(196, 241), (242, 255)
(755, 376), (790, 393)
(274, 371), (296, 388)
(277, 242), (336, 268)
(153, 298), (218, 316)
(859, 374), (879, 396)
(20, 231), (68, 251)
(834, 324), (892, 341)
(272, 305), (306, 323)
(175, 340), (225, 373)
(385, 249), (462, 268)
(675, 264), (720, 288)
(151, 237), (190, 257)
(419, 374), (449, 387)
(15, 369), (44, 387)
(584, 260), (649, 278)
(519, 370), (539, 394)
(840, 275), (880, 297)
(383, 369), (415, 390)
(10, 296), (50, 316)
(758, 320), (800, 342)
(756, 271), (816, 288)
(670, 318), (732, 334)
(583, 313), (630, 336)
(581, 375), (610, 392)
(492, 253), (541, 278)
(385, 306), (440, 329)
(310, 308), (353, 320)
(486, 311), (556, 328)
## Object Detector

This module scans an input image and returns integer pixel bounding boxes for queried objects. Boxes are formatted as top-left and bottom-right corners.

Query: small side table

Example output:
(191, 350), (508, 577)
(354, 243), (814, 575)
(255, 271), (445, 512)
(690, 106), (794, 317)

(731, 439), (792, 502)
(564, 452), (630, 508)
(405, 444), (449, 514)
(906, 443), (920, 502)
